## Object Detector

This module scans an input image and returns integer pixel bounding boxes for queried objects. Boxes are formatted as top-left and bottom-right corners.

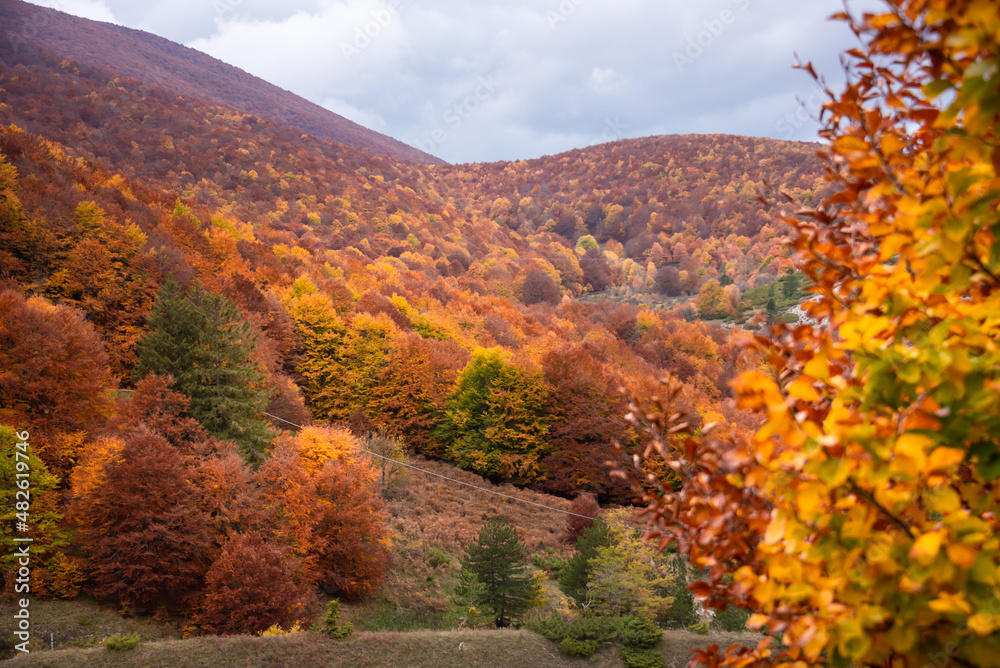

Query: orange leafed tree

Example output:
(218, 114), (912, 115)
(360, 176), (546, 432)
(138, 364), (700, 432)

(70, 428), (211, 611)
(194, 533), (314, 636)
(255, 428), (391, 599)
(621, 3), (1000, 667)
(312, 456), (391, 599)
(0, 288), (113, 474)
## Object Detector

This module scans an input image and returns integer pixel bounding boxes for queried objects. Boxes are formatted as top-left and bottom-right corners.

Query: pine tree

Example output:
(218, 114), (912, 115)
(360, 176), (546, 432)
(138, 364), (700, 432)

(558, 519), (612, 605)
(135, 277), (274, 465)
(765, 296), (778, 327)
(460, 516), (534, 628)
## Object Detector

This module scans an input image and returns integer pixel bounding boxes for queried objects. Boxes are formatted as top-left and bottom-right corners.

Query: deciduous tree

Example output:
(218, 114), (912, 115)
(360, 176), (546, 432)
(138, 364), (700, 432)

(70, 428), (211, 611)
(195, 533), (313, 636)
(620, 3), (1000, 666)
(437, 348), (551, 485)
(0, 289), (113, 474)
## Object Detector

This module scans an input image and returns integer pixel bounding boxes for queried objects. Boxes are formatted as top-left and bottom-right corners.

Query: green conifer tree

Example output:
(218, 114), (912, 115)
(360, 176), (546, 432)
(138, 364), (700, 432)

(558, 519), (612, 604)
(135, 277), (274, 465)
(765, 296), (778, 327)
(460, 516), (534, 628)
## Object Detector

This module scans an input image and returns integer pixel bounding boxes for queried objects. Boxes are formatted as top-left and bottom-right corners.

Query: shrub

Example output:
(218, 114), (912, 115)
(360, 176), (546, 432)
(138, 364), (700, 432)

(526, 612), (619, 657)
(622, 645), (665, 668)
(531, 551), (569, 578)
(104, 633), (140, 651)
(319, 600), (353, 638)
(428, 548), (451, 568)
(687, 620), (710, 634)
(258, 621), (304, 636)
(620, 616), (662, 649)
(558, 637), (603, 657)
(711, 604), (751, 632)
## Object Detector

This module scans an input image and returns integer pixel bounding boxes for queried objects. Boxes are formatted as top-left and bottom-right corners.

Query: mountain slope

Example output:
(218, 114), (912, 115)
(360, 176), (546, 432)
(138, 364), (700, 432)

(0, 3), (824, 502)
(0, 0), (444, 165)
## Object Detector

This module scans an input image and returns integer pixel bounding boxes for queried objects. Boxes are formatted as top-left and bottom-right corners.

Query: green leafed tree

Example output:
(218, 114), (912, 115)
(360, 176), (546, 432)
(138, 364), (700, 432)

(586, 511), (674, 619)
(460, 516), (534, 628)
(437, 348), (551, 485)
(0, 425), (68, 595)
(134, 277), (274, 465)
(695, 279), (728, 320)
(558, 518), (613, 605)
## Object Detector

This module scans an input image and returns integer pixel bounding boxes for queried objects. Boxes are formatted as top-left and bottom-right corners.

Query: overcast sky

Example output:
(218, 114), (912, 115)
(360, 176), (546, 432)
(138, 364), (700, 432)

(27, 0), (876, 164)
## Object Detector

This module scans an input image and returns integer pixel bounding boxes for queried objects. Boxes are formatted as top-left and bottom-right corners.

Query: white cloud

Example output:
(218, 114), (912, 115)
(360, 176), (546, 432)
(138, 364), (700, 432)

(588, 67), (621, 93)
(320, 97), (387, 131)
(26, 0), (876, 162)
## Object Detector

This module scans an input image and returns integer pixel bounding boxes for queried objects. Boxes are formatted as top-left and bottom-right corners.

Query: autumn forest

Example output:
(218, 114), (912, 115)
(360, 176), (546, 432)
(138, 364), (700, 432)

(2, 0), (1000, 667)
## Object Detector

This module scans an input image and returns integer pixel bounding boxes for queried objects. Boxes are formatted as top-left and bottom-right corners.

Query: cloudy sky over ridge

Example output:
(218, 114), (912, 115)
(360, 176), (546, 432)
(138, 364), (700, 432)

(26, 0), (876, 163)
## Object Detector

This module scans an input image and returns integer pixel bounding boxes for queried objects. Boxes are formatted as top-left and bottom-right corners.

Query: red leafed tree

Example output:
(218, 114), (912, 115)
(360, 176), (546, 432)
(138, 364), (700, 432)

(0, 288), (113, 473)
(372, 333), (466, 457)
(114, 373), (208, 452)
(191, 445), (271, 543)
(195, 533), (314, 636)
(70, 427), (211, 610)
(563, 493), (599, 544)
(312, 456), (391, 600)
(537, 344), (633, 502)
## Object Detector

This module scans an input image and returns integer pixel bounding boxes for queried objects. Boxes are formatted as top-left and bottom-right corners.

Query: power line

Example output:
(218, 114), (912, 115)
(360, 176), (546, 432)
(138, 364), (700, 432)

(262, 411), (654, 535)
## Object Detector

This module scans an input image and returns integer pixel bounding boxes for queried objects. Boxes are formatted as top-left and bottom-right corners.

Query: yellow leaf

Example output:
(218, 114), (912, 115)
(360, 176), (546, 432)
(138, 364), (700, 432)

(928, 591), (972, 615)
(880, 134), (907, 155)
(764, 512), (787, 546)
(968, 613), (1000, 636)
(895, 433), (932, 470)
(888, 621), (918, 652)
(925, 486), (961, 514)
(836, 619), (872, 660)
(946, 543), (978, 570)
(909, 531), (944, 565)
(928, 446), (965, 471)
(788, 377), (822, 402)
(796, 482), (825, 517)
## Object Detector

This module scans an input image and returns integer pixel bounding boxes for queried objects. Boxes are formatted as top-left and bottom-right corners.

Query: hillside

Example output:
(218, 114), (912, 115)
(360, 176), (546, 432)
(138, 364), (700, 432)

(0, 32), (818, 502)
(2, 625), (759, 668)
(0, 3), (820, 657)
(1, 3), (996, 667)
(0, 0), (444, 164)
